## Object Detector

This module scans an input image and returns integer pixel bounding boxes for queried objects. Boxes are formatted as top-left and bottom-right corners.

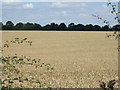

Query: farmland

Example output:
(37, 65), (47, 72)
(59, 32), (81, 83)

(1, 31), (118, 88)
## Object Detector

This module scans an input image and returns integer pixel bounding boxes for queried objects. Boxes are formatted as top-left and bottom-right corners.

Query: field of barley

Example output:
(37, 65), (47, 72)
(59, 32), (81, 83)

(2, 31), (118, 88)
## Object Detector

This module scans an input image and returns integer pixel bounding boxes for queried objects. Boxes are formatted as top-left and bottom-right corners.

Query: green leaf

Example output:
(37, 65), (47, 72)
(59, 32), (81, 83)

(19, 80), (23, 82)
(30, 80), (34, 83)
(13, 78), (19, 80)
(36, 80), (40, 83)
(8, 79), (14, 83)
(24, 78), (28, 81)
(39, 84), (44, 88)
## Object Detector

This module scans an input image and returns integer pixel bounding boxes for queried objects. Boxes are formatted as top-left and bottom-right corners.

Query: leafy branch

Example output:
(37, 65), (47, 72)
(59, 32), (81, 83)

(93, 1), (120, 89)
(3, 38), (32, 48)
(92, 0), (120, 50)
(99, 78), (119, 90)
(0, 38), (54, 89)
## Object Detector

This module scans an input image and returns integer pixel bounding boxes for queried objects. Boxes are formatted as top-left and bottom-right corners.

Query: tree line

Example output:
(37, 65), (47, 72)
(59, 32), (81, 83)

(1, 21), (120, 31)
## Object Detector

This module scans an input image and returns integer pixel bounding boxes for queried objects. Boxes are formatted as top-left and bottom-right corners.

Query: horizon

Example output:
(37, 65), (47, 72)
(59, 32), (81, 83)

(1, 21), (119, 27)
(2, 1), (119, 26)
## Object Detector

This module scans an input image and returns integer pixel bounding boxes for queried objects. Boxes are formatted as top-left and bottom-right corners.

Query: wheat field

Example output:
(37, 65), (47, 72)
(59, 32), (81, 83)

(2, 31), (118, 88)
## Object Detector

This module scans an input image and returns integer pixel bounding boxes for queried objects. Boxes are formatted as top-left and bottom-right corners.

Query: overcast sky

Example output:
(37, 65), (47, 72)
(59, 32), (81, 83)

(2, 1), (119, 26)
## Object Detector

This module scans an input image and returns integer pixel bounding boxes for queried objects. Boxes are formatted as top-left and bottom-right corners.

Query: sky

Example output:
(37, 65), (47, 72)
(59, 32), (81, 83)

(1, 0), (119, 26)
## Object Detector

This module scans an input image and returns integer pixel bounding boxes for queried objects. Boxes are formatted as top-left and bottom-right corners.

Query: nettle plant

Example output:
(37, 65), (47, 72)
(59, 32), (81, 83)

(0, 38), (54, 89)
(93, 1), (120, 90)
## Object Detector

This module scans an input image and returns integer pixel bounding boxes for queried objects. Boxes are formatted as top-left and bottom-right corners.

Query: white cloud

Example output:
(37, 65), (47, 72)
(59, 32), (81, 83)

(51, 2), (88, 8)
(23, 3), (34, 9)
(69, 3), (88, 8)
(101, 4), (108, 9)
(3, 0), (20, 2)
(94, 4), (111, 16)
(50, 20), (64, 24)
(79, 13), (87, 17)
(51, 2), (69, 8)
(80, 3), (88, 7)
(3, 0), (18, 2)
(2, 1), (22, 9)
(3, 0), (20, 5)
(2, 0), (119, 2)
(62, 11), (68, 16)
